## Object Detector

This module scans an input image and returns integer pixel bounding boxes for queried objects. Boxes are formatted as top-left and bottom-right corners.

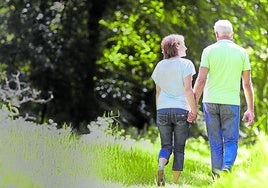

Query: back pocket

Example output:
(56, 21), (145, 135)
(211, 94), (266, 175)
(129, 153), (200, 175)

(174, 113), (187, 125)
(157, 114), (168, 126)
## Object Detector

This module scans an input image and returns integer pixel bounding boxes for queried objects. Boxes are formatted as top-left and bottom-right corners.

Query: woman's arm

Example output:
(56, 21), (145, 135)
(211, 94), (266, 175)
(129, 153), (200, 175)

(155, 84), (161, 109)
(184, 74), (197, 122)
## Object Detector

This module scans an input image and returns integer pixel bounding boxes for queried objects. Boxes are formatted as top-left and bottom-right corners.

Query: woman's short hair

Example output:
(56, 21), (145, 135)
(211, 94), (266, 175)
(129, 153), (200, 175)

(214, 19), (233, 36)
(161, 34), (184, 59)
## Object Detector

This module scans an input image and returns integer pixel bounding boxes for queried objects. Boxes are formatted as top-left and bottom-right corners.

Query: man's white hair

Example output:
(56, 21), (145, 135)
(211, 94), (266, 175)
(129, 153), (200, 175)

(214, 19), (233, 35)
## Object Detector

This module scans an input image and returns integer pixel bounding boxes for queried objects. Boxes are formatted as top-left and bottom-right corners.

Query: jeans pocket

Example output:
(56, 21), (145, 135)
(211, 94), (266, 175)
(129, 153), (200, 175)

(174, 113), (187, 125)
(157, 113), (168, 126)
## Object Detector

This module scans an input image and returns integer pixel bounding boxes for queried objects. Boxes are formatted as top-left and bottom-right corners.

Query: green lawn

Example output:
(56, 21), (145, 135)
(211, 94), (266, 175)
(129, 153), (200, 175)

(0, 108), (267, 188)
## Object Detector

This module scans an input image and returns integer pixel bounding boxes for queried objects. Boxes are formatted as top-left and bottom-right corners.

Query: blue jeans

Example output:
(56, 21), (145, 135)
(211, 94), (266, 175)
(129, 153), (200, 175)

(203, 103), (240, 173)
(157, 108), (190, 171)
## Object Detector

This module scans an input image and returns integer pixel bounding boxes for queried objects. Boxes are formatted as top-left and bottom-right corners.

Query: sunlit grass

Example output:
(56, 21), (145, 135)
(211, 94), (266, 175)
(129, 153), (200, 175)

(0, 109), (94, 188)
(0, 108), (268, 187)
(211, 134), (268, 188)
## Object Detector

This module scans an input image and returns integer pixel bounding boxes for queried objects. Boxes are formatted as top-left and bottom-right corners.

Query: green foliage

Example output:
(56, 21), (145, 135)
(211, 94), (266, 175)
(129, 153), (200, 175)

(1, 103), (19, 119)
(0, 0), (267, 136)
(96, 144), (156, 186)
(0, 108), (97, 188)
(0, 171), (41, 188)
(1, 108), (268, 187)
(0, 72), (53, 122)
(98, 111), (125, 139)
(211, 134), (268, 188)
(95, 0), (166, 127)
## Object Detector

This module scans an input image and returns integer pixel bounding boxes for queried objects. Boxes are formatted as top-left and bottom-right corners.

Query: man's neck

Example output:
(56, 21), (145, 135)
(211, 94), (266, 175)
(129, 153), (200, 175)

(217, 35), (233, 41)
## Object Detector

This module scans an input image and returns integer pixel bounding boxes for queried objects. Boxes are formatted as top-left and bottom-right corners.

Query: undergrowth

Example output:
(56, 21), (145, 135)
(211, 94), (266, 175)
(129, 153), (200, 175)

(0, 108), (268, 187)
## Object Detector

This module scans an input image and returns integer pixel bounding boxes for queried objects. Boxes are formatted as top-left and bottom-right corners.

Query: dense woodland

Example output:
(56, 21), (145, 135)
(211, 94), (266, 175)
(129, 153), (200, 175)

(0, 0), (267, 136)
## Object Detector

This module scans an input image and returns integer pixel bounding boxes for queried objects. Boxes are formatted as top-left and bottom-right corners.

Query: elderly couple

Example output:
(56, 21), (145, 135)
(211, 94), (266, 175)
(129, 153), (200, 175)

(151, 19), (255, 186)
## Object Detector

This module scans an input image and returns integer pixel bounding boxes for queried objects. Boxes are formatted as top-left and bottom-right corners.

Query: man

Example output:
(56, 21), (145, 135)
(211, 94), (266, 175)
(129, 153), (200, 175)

(193, 19), (255, 179)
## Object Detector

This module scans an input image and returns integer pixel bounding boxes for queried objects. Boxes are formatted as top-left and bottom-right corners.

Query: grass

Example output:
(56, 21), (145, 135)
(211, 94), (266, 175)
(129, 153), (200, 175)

(0, 108), (268, 187)
(0, 109), (94, 188)
(210, 134), (268, 188)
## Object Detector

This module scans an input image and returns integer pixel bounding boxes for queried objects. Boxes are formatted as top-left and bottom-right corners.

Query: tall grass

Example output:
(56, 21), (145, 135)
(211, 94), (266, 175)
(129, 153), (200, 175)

(211, 134), (268, 188)
(0, 108), (268, 187)
(0, 109), (94, 188)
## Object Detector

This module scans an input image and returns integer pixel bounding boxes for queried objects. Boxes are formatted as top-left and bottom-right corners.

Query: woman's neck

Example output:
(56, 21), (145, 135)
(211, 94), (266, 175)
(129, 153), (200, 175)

(168, 55), (180, 59)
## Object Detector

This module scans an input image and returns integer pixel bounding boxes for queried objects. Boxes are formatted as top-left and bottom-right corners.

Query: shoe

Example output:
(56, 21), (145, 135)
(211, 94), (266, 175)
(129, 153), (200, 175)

(222, 168), (231, 173)
(157, 169), (165, 186)
(212, 171), (220, 182)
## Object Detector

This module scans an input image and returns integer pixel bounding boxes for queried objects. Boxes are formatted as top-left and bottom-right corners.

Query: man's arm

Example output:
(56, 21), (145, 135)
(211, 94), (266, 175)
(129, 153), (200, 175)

(193, 67), (209, 104)
(242, 70), (255, 125)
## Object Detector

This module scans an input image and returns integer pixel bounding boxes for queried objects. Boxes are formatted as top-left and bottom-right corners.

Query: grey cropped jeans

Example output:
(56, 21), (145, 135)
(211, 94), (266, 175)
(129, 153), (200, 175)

(157, 108), (190, 171)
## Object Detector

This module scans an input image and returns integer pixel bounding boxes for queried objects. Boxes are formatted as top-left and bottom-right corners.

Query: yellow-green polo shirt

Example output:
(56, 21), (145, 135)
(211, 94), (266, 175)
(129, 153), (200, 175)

(200, 40), (251, 105)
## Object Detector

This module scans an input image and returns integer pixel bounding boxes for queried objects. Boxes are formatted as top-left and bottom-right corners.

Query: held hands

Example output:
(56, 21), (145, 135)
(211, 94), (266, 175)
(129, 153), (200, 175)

(187, 111), (197, 123)
(242, 109), (255, 126)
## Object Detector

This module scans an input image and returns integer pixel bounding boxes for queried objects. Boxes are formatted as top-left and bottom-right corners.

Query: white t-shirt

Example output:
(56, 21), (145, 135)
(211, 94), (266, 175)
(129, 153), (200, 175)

(151, 57), (196, 110)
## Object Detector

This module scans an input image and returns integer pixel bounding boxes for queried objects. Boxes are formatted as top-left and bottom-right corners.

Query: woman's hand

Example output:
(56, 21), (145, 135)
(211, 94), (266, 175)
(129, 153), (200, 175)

(187, 111), (197, 123)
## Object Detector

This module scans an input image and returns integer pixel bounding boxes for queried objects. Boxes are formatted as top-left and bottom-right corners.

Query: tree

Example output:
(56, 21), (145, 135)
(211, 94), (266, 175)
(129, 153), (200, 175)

(0, 0), (267, 136)
(96, 0), (166, 128)
(0, 1), (110, 132)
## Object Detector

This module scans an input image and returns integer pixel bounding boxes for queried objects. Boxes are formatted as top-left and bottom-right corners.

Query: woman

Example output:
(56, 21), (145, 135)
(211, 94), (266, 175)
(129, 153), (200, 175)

(151, 34), (197, 186)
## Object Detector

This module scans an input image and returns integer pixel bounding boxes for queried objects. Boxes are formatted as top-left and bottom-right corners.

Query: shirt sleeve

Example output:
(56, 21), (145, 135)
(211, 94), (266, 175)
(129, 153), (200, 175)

(183, 60), (196, 78)
(200, 48), (209, 68)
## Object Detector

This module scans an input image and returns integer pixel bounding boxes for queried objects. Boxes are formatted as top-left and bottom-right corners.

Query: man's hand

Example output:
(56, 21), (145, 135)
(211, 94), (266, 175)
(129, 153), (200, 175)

(242, 109), (255, 126)
(187, 111), (197, 123)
